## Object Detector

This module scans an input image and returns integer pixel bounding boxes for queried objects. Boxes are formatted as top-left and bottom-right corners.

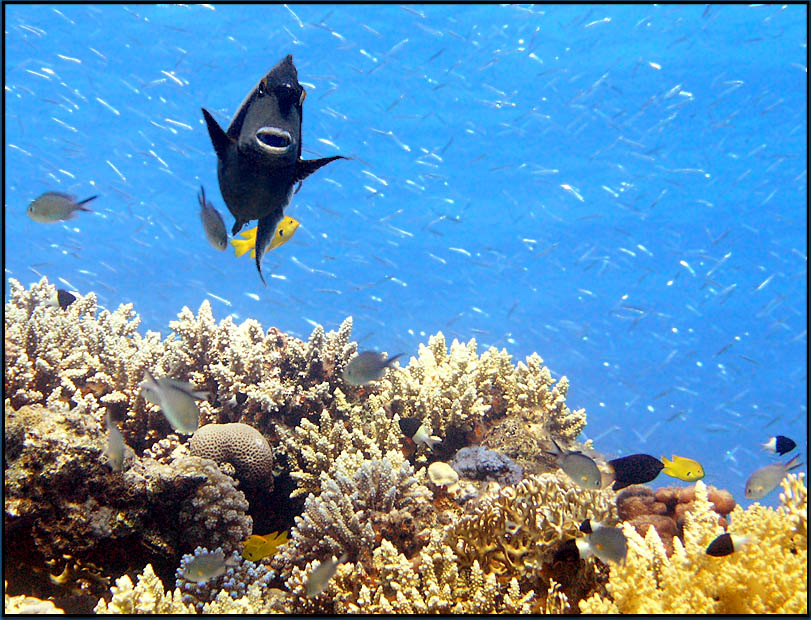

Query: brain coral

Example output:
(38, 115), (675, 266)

(189, 423), (273, 489)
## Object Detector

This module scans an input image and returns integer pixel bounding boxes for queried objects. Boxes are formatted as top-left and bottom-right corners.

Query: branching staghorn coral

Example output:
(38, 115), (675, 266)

(166, 303), (356, 433)
(279, 406), (401, 499)
(282, 531), (538, 614)
(4, 277), (170, 448)
(273, 453), (432, 580)
(579, 479), (808, 614)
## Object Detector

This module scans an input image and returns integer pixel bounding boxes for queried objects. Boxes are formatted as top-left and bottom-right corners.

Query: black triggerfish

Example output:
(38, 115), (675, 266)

(202, 55), (346, 285)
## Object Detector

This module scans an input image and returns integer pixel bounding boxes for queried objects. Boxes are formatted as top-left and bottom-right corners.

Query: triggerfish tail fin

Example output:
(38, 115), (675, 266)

(254, 212), (283, 286)
(786, 455), (803, 471)
(294, 155), (347, 184)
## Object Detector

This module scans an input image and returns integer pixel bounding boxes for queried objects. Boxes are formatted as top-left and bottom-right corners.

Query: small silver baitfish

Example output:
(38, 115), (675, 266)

(26, 191), (96, 223)
(141, 370), (209, 435)
(342, 351), (403, 386)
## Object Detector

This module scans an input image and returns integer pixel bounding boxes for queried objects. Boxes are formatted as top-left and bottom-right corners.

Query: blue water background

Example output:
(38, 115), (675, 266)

(4, 4), (807, 506)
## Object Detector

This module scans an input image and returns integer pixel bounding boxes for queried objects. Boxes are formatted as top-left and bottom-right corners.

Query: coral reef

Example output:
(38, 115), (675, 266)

(189, 423), (274, 489)
(3, 402), (251, 613)
(274, 453), (432, 578)
(4, 584), (65, 614)
(93, 564), (194, 614)
(450, 445), (523, 486)
(23, 276), (805, 615)
(174, 547), (274, 611)
(616, 483), (736, 555)
(579, 479), (808, 614)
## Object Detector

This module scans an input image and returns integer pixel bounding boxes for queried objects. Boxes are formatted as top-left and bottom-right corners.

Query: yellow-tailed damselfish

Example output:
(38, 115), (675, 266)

(241, 531), (288, 562)
(231, 217), (300, 259)
(661, 454), (705, 482)
(202, 55), (346, 285)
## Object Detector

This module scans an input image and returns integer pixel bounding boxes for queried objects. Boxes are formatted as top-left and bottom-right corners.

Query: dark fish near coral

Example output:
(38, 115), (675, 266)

(26, 191), (96, 223)
(343, 351), (404, 386)
(201, 54), (346, 285)
(705, 532), (752, 557)
(398, 417), (441, 449)
(47, 289), (77, 310)
(576, 519), (627, 565)
(607, 454), (664, 491)
(305, 553), (348, 597)
(545, 438), (602, 490)
(744, 455), (802, 500)
(198, 185), (228, 251)
(182, 549), (237, 584)
(761, 435), (796, 456)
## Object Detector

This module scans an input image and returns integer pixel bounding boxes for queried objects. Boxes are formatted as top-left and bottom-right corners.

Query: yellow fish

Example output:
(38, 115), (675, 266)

(661, 455), (705, 481)
(241, 530), (288, 562)
(231, 217), (300, 259)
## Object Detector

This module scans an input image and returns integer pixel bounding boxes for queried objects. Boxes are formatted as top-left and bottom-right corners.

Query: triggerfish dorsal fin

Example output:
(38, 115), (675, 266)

(201, 108), (235, 161)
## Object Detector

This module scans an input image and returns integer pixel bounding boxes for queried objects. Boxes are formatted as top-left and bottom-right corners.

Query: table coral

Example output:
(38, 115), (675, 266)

(579, 479), (808, 613)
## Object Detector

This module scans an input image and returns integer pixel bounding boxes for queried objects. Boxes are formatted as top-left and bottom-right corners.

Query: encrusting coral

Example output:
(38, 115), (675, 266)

(4, 582), (65, 614)
(579, 478), (808, 614)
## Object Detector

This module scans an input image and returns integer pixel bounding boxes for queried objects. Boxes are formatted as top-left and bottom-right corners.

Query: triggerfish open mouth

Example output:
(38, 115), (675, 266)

(255, 127), (293, 153)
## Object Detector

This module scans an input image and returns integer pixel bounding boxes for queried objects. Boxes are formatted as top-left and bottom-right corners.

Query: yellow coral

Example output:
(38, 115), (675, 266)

(94, 564), (194, 614)
(580, 479), (808, 614)
(446, 472), (617, 576)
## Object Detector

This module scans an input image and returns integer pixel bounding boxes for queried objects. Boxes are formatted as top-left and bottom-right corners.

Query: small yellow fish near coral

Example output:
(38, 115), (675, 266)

(661, 454), (705, 481)
(231, 217), (300, 258)
(241, 530), (288, 562)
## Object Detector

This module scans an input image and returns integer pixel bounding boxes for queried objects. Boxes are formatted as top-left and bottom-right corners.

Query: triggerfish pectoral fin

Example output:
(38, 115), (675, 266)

(294, 156), (348, 184)
(254, 211), (284, 286)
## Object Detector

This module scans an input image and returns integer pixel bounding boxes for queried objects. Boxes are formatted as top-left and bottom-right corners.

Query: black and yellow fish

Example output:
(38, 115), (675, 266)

(202, 55), (346, 285)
